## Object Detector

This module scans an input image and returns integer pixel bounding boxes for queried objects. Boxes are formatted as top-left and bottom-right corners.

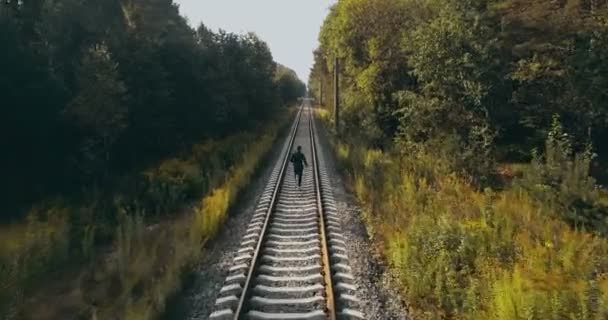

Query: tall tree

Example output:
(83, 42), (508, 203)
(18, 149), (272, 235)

(0, 0), (302, 218)
(64, 44), (127, 181)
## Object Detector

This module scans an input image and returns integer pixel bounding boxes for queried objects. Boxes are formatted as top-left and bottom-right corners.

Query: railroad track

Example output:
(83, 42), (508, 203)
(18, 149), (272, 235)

(209, 102), (364, 320)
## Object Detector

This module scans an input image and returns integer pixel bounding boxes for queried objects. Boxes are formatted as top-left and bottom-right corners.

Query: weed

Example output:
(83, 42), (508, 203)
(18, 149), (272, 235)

(0, 109), (292, 318)
(328, 122), (608, 319)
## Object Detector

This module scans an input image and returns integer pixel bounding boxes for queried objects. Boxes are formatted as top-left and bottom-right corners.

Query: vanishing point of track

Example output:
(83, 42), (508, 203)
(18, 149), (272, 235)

(209, 102), (364, 320)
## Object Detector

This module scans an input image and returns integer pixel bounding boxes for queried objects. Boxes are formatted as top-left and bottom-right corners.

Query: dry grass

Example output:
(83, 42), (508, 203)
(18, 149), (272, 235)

(329, 139), (608, 320)
(1, 109), (293, 319)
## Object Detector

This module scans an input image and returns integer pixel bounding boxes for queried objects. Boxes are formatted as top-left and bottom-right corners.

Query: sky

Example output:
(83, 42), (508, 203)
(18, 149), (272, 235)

(173, 0), (336, 83)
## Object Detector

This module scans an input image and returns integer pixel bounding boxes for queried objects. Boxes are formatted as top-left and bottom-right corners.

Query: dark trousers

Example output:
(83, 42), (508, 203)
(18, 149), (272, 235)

(294, 168), (303, 187)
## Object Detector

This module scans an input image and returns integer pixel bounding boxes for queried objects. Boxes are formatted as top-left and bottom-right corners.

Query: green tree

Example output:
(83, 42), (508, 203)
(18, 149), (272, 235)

(0, 0), (314, 218)
(64, 44), (127, 180)
(276, 64), (306, 106)
(312, 0), (608, 175)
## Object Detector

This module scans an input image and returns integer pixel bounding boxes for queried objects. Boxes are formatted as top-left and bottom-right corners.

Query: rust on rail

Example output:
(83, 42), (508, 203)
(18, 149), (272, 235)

(309, 105), (337, 320)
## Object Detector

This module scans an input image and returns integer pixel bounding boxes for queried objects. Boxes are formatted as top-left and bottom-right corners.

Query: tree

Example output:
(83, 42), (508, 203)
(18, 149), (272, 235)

(276, 64), (306, 106)
(0, 6), (69, 214)
(64, 44), (127, 180)
(312, 0), (608, 170)
(0, 0), (299, 217)
(316, 0), (416, 144)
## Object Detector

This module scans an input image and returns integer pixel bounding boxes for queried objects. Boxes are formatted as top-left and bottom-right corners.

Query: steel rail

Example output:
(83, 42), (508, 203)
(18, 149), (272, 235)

(233, 104), (304, 319)
(308, 104), (337, 320)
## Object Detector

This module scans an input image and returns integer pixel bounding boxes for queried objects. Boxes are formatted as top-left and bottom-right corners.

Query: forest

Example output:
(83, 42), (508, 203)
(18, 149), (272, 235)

(310, 0), (608, 319)
(5, 0), (608, 318)
(1, 0), (304, 318)
(1, 0), (306, 217)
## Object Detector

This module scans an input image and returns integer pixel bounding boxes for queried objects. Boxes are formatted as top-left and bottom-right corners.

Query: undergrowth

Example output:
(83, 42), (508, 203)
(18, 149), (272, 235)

(319, 110), (608, 320)
(0, 109), (293, 319)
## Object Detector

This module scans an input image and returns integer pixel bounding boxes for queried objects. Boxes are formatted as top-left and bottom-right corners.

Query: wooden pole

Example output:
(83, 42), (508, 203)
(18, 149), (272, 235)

(334, 57), (339, 135)
(319, 80), (323, 106)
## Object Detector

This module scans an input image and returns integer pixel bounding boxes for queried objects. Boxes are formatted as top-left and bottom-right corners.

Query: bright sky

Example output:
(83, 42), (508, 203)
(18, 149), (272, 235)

(174, 0), (336, 83)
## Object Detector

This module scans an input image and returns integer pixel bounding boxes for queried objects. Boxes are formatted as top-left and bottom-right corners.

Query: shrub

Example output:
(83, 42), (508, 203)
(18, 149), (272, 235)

(1, 108), (293, 319)
(517, 115), (608, 234)
(327, 122), (608, 320)
(0, 204), (70, 319)
(142, 159), (205, 215)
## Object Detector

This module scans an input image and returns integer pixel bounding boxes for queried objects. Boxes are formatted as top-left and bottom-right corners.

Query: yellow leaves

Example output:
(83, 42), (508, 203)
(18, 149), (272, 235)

(353, 174), (367, 203)
(314, 108), (331, 124)
(195, 188), (228, 240)
(489, 268), (529, 320)
(336, 143), (351, 163)
(363, 148), (384, 169)
(461, 219), (488, 232)
(355, 64), (380, 97)
(512, 55), (567, 82)
(193, 129), (276, 245)
(599, 275), (608, 298)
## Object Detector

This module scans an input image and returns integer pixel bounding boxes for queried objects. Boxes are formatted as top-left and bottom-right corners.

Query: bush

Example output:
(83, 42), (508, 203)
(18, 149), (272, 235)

(517, 115), (608, 234)
(87, 123), (282, 319)
(328, 127), (608, 320)
(0, 204), (70, 319)
(0, 109), (293, 319)
(142, 159), (205, 215)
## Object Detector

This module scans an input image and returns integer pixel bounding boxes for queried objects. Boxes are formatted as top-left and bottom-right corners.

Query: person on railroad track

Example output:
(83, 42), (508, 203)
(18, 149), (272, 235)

(290, 145), (308, 188)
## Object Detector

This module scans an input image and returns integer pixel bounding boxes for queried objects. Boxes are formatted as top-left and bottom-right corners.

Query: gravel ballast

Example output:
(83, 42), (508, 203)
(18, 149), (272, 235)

(314, 117), (411, 320)
(163, 110), (410, 319)
(161, 123), (291, 320)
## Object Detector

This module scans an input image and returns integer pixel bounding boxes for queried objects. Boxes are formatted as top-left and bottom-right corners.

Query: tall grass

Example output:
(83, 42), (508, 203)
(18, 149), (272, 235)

(0, 203), (70, 318)
(0, 109), (292, 319)
(103, 125), (281, 319)
(322, 111), (608, 319)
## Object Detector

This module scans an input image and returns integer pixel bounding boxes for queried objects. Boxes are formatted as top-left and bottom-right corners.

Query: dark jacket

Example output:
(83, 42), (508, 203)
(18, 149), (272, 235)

(290, 151), (308, 172)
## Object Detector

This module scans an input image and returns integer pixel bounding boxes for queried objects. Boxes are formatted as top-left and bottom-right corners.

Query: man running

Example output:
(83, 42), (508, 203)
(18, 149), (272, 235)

(290, 146), (308, 187)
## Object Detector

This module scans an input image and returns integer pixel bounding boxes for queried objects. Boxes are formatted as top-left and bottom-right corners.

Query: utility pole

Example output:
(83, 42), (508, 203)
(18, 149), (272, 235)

(333, 57), (340, 135)
(319, 80), (323, 106)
